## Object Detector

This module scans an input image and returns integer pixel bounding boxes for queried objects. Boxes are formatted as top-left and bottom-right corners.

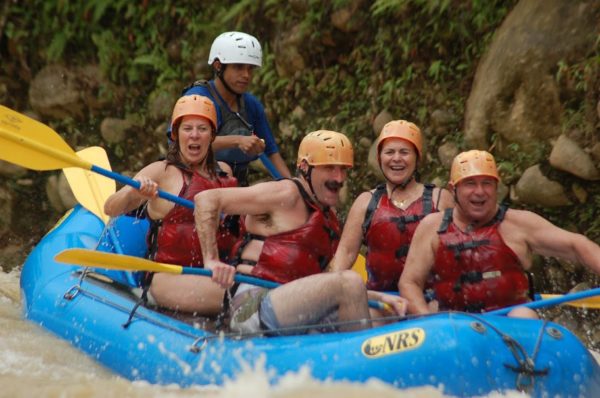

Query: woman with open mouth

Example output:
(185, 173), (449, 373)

(104, 95), (240, 316)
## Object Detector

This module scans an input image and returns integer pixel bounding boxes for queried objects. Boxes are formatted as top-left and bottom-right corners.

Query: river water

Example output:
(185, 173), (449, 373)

(0, 267), (559, 398)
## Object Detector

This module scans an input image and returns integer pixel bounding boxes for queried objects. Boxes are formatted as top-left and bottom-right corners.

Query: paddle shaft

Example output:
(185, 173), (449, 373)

(93, 156), (279, 207)
(177, 265), (383, 309)
(488, 287), (600, 315)
(92, 158), (373, 304)
(174, 265), (279, 288)
(56, 249), (385, 310)
(258, 153), (282, 180)
(90, 165), (193, 209)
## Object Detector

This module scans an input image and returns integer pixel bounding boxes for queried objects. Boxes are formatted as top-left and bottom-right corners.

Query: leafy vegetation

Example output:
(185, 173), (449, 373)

(1, 0), (597, 231)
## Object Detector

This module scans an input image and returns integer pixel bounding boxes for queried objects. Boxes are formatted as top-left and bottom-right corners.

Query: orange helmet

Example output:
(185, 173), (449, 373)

(450, 150), (499, 186)
(376, 120), (422, 159)
(296, 130), (353, 167)
(170, 95), (217, 134)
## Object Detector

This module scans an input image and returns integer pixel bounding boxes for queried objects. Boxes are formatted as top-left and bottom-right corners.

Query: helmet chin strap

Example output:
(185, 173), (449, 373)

(452, 187), (483, 230)
(381, 155), (418, 192)
(300, 165), (316, 196)
(216, 64), (241, 97)
(299, 165), (329, 211)
(386, 170), (416, 194)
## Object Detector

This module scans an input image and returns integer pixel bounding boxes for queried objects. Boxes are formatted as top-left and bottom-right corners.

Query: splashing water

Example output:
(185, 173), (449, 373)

(0, 267), (533, 398)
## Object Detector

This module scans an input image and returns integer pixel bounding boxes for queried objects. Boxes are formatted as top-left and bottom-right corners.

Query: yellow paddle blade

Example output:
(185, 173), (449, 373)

(63, 147), (116, 224)
(0, 105), (90, 171)
(55, 249), (183, 275)
(540, 294), (600, 310)
(351, 253), (368, 282)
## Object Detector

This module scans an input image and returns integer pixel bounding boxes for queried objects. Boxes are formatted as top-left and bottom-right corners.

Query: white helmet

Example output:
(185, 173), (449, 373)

(207, 31), (262, 67)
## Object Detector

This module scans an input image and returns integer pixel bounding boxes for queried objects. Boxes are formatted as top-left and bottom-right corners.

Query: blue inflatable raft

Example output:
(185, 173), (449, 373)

(20, 205), (600, 397)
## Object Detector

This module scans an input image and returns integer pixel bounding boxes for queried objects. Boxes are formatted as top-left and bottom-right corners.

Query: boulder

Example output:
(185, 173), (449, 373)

(372, 109), (393, 138)
(437, 142), (459, 169)
(0, 186), (13, 235)
(513, 164), (571, 207)
(28, 64), (84, 119)
(464, 0), (598, 163)
(549, 135), (600, 180)
(274, 25), (306, 79)
(100, 117), (135, 144)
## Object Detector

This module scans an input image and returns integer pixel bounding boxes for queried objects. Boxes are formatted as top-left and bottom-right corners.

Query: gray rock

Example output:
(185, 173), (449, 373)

(372, 110), (393, 137)
(549, 135), (600, 180)
(148, 88), (177, 122)
(0, 160), (27, 178)
(57, 172), (77, 210)
(45, 174), (65, 213)
(28, 64), (84, 119)
(358, 136), (372, 149)
(464, 0), (598, 160)
(367, 141), (384, 181)
(430, 109), (455, 136)
(437, 142), (459, 169)
(77, 64), (114, 112)
(0, 186), (13, 235)
(100, 117), (134, 144)
(497, 181), (509, 203)
(514, 164), (571, 207)
(274, 25), (306, 78)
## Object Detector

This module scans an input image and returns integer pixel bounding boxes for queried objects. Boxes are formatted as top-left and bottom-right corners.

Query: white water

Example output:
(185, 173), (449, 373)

(0, 268), (534, 398)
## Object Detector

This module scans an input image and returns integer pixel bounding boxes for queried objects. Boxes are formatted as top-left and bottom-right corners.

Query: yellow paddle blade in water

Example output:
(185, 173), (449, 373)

(0, 105), (89, 170)
(63, 147), (115, 224)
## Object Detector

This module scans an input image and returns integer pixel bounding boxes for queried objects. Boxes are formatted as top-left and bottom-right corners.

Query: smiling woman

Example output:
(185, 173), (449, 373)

(103, 95), (241, 316)
(329, 120), (454, 321)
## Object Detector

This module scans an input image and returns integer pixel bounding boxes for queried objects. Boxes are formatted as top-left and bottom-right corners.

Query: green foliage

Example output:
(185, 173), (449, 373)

(2, 0), (524, 209)
(14, 0), (600, 206)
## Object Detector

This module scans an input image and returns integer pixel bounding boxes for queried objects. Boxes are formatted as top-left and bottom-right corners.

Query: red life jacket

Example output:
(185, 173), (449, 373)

(231, 179), (341, 284)
(150, 166), (238, 267)
(363, 184), (436, 291)
(432, 206), (530, 312)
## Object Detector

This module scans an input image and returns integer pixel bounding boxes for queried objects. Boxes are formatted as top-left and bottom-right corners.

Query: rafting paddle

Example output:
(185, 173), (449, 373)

(54, 248), (389, 310)
(56, 248), (280, 288)
(63, 146), (115, 224)
(535, 293), (600, 309)
(0, 106), (377, 305)
(0, 105), (194, 209)
(488, 288), (600, 315)
(63, 146), (125, 253)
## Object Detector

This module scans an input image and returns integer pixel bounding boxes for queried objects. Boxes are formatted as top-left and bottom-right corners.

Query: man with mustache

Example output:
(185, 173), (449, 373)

(399, 150), (600, 316)
(194, 131), (394, 334)
(181, 31), (291, 186)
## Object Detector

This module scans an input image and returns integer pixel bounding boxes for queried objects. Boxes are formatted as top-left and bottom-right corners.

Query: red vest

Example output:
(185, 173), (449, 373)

(363, 184), (436, 291)
(432, 207), (530, 312)
(233, 179), (341, 284)
(152, 167), (238, 267)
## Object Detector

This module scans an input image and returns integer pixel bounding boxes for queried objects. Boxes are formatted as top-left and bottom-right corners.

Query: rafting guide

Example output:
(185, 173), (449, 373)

(180, 31), (291, 186)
